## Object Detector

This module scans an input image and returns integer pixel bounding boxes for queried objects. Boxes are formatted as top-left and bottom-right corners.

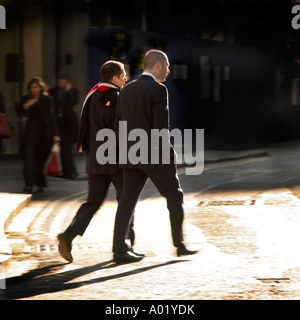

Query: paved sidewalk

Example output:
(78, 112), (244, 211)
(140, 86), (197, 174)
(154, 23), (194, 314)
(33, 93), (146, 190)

(0, 193), (31, 266)
(0, 140), (299, 280)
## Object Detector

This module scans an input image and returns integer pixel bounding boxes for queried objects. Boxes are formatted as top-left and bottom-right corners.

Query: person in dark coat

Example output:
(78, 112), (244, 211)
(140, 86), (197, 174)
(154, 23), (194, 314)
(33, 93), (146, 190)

(0, 91), (7, 153)
(49, 72), (79, 179)
(0, 91), (6, 115)
(112, 50), (198, 262)
(57, 61), (140, 263)
(17, 77), (60, 193)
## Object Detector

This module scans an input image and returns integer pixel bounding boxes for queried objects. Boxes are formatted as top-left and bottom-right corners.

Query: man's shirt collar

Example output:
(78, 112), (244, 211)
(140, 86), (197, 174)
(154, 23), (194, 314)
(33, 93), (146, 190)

(142, 72), (157, 82)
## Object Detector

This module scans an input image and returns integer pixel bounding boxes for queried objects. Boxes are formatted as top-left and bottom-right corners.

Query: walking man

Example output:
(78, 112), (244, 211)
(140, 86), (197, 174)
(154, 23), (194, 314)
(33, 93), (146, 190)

(49, 72), (79, 180)
(57, 61), (141, 263)
(112, 50), (198, 263)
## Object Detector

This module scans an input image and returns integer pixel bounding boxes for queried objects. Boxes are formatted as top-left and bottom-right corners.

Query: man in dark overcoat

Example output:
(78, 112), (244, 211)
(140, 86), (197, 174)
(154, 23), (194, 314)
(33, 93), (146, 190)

(57, 61), (141, 263)
(49, 73), (79, 179)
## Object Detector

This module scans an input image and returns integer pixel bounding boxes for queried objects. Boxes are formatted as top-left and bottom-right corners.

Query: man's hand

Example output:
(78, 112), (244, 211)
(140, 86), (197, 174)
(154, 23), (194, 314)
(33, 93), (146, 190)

(65, 83), (72, 91)
(53, 136), (61, 143)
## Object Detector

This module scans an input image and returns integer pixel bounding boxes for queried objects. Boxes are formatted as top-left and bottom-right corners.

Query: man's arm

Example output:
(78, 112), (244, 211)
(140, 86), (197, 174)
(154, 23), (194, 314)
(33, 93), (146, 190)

(65, 87), (79, 107)
(152, 84), (169, 130)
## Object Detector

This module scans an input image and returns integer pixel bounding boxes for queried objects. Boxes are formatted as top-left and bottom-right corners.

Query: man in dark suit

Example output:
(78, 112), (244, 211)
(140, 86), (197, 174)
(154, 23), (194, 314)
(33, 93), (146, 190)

(112, 50), (198, 261)
(49, 73), (79, 180)
(57, 61), (142, 263)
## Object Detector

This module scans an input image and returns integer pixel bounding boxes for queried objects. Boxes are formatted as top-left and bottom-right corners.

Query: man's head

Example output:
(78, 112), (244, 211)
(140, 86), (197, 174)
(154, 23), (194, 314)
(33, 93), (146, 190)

(57, 72), (70, 89)
(144, 50), (170, 83)
(101, 60), (127, 88)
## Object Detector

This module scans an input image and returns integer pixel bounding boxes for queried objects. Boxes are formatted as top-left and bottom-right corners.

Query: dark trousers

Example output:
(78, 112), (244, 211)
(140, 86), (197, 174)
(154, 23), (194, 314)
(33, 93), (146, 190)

(65, 171), (135, 244)
(112, 164), (185, 253)
(58, 119), (77, 178)
(23, 143), (48, 188)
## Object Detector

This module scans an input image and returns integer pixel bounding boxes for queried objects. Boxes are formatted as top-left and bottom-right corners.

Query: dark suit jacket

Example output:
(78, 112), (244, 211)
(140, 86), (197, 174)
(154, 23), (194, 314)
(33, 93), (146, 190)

(76, 84), (120, 174)
(48, 86), (79, 142)
(115, 75), (175, 168)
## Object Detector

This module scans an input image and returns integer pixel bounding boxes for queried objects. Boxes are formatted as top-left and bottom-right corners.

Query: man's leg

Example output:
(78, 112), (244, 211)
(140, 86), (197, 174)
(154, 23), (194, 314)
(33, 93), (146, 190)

(58, 174), (110, 262)
(110, 170), (135, 247)
(112, 168), (148, 254)
(23, 143), (36, 190)
(145, 164), (198, 256)
(60, 130), (77, 179)
(145, 164), (184, 248)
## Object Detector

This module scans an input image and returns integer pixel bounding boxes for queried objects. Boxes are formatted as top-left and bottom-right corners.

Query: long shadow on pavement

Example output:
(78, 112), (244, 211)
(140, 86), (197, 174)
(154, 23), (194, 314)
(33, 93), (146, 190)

(1, 259), (187, 300)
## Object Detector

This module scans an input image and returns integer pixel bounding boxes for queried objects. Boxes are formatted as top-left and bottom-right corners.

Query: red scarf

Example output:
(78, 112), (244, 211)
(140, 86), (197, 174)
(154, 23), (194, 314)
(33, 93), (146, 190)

(87, 82), (119, 95)
(81, 82), (119, 114)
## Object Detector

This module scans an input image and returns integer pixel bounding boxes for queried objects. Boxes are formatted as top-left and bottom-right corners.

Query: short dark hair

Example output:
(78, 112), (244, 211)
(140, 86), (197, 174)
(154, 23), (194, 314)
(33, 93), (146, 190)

(100, 60), (124, 83)
(57, 72), (70, 81)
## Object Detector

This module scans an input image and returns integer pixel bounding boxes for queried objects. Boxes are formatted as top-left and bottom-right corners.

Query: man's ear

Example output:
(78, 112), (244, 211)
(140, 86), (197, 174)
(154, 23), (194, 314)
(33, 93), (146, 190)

(154, 61), (161, 71)
(112, 75), (118, 84)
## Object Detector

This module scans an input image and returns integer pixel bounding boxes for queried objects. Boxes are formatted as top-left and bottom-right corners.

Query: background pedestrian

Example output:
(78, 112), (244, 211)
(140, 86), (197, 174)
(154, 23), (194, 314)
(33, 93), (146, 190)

(16, 77), (60, 193)
(49, 72), (79, 180)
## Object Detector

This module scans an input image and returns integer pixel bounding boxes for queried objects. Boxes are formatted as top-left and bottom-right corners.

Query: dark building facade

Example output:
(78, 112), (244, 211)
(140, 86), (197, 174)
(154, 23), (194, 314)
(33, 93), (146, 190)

(1, 0), (300, 152)
(87, 0), (300, 149)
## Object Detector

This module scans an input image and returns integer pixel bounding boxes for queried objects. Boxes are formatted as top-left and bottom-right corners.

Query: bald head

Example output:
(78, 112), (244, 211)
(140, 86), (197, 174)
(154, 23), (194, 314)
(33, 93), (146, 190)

(144, 50), (168, 69)
(143, 50), (170, 82)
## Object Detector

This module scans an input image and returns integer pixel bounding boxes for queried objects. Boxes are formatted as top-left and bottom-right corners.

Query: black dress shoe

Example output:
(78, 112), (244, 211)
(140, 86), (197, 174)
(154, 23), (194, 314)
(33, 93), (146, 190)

(113, 251), (144, 263)
(130, 248), (146, 257)
(177, 247), (199, 257)
(58, 233), (73, 263)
